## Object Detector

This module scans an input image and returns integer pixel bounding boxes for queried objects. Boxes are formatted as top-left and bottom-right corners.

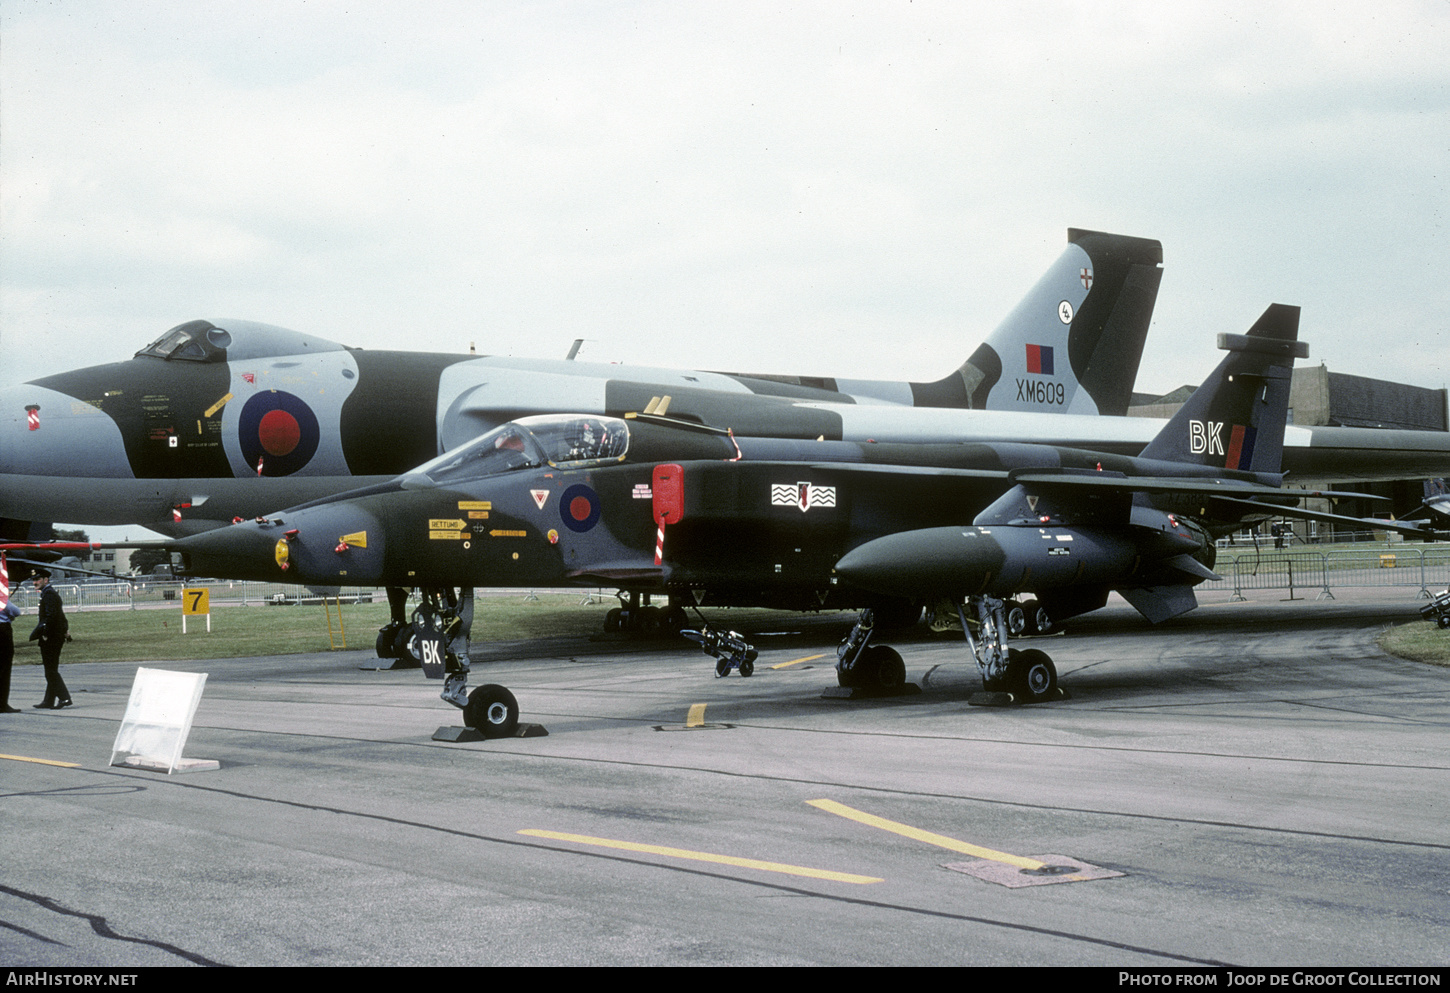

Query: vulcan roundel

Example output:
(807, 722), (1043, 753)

(239, 391), (320, 475)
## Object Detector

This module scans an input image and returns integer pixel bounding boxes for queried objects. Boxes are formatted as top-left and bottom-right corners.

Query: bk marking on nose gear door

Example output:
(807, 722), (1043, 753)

(416, 630), (448, 680)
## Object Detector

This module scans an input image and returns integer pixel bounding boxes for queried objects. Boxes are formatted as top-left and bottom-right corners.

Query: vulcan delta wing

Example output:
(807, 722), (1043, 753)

(0, 228), (1162, 539)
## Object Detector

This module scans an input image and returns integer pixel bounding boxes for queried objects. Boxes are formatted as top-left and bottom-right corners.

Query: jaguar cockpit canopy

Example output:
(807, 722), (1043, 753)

(409, 415), (631, 486)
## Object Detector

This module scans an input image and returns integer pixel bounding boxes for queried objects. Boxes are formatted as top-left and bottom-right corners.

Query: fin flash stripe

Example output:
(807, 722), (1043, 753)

(1225, 423), (1256, 471)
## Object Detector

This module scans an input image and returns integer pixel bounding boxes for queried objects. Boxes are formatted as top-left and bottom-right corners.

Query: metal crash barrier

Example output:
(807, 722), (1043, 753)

(5, 581), (614, 613)
(1199, 546), (1450, 601)
(14, 549), (1450, 615)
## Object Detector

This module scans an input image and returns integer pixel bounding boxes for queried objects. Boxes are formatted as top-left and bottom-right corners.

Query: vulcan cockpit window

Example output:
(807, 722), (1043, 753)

(135, 321), (229, 362)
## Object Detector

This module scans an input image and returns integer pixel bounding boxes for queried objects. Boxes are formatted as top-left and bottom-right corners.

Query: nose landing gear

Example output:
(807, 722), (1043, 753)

(391, 586), (546, 741)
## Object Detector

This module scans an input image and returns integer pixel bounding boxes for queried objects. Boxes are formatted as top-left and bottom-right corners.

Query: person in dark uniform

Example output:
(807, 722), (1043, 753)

(0, 594), (20, 713)
(29, 569), (71, 709)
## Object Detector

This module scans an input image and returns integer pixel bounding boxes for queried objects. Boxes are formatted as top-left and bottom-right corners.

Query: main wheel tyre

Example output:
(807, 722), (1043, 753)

(375, 623), (399, 658)
(464, 684), (520, 739)
(861, 645), (906, 690)
(660, 606), (689, 636)
(640, 605), (662, 634)
(392, 626), (419, 666)
(1011, 649), (1057, 703)
(1022, 599), (1052, 635)
(1004, 600), (1028, 638)
(605, 607), (624, 633)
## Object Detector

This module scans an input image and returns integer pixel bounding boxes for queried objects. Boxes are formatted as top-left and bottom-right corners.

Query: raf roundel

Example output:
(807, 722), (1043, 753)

(239, 391), (321, 476)
(559, 483), (601, 533)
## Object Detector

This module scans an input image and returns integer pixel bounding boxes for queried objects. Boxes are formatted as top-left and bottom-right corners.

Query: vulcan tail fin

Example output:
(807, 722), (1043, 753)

(909, 228), (1163, 415)
(1137, 304), (1305, 474)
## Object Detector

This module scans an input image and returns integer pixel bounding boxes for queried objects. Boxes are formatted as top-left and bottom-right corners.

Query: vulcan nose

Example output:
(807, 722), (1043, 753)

(0, 382), (142, 526)
(0, 382), (134, 477)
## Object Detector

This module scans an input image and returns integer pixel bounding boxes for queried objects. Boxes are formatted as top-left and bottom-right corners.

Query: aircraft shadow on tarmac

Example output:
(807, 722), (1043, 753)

(534, 595), (1433, 721)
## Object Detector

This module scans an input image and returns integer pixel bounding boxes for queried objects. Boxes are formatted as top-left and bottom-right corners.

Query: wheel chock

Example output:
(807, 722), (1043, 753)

(358, 657), (422, 672)
(432, 722), (549, 742)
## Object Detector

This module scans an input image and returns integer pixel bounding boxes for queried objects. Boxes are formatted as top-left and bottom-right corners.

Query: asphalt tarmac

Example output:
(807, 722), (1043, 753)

(2, 591), (1447, 967)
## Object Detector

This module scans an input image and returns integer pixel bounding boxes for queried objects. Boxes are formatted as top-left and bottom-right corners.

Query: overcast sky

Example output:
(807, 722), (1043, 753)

(2, 0), (1447, 399)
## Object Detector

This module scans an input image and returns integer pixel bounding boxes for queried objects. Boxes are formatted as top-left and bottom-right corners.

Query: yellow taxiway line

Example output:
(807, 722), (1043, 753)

(0, 753), (81, 769)
(807, 798), (1045, 871)
(519, 829), (883, 884)
(771, 653), (828, 670)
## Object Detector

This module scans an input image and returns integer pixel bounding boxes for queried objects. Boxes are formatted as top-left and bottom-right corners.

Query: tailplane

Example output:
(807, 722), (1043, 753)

(910, 228), (1163, 415)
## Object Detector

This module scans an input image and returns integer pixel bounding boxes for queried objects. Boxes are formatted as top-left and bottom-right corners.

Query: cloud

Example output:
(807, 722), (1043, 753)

(2, 0), (1447, 392)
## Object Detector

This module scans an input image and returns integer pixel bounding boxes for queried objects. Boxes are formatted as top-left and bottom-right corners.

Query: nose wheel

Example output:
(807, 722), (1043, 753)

(463, 684), (520, 739)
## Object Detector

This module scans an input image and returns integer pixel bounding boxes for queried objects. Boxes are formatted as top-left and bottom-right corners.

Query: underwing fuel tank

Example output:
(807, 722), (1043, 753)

(833, 524), (1197, 600)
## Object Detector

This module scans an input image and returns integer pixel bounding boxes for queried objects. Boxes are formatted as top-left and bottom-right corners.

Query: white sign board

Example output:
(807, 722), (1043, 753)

(110, 667), (218, 774)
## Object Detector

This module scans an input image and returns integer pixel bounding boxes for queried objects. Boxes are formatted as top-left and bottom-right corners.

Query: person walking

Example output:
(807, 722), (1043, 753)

(29, 569), (71, 709)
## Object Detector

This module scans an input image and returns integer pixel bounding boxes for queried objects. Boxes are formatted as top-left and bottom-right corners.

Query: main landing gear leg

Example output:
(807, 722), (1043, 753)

(374, 586), (418, 667)
(960, 595), (1059, 704)
(833, 608), (907, 693)
(603, 591), (688, 638)
(838, 596), (1059, 704)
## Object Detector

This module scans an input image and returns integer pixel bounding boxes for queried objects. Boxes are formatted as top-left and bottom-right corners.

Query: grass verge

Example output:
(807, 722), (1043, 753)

(8, 594), (618, 664)
(8, 595), (850, 665)
(1378, 621), (1450, 667)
